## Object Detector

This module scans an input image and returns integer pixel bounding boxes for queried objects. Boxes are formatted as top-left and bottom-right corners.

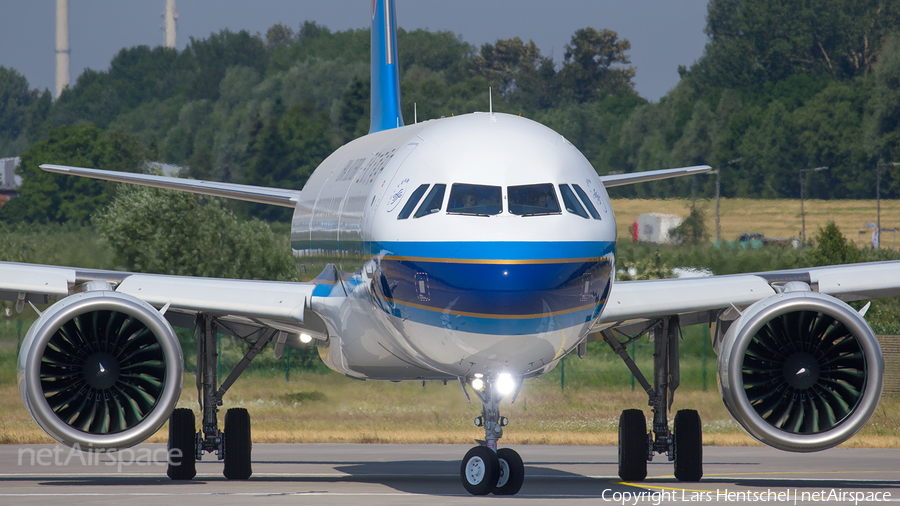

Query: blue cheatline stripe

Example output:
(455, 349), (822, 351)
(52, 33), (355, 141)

(369, 0), (403, 134)
(369, 284), (610, 336)
(384, 301), (602, 336)
(368, 240), (616, 261)
(377, 257), (612, 316)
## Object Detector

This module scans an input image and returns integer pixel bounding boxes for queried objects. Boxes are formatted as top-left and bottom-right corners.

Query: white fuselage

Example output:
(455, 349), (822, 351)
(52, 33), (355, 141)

(291, 113), (616, 380)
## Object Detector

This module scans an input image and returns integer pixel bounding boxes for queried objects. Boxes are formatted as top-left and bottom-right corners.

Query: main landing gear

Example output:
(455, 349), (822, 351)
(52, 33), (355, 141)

(459, 374), (525, 496)
(603, 316), (703, 483)
(168, 314), (279, 481)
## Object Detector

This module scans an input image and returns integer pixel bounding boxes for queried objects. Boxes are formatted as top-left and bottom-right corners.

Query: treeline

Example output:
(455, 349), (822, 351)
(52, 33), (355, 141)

(2, 0), (900, 225)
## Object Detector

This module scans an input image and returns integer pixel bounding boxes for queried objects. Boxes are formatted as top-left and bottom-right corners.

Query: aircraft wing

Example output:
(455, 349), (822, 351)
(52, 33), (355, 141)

(594, 260), (900, 330)
(0, 261), (317, 334)
(600, 165), (712, 188)
(41, 164), (301, 208)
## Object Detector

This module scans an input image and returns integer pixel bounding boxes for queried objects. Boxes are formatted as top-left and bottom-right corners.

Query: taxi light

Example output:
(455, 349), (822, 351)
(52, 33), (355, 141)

(497, 373), (516, 396)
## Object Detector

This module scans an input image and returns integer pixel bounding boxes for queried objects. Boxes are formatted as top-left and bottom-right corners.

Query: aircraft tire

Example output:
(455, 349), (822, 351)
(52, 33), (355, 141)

(223, 408), (252, 480)
(618, 409), (648, 481)
(674, 409), (703, 481)
(492, 448), (524, 495)
(460, 446), (499, 495)
(166, 408), (196, 480)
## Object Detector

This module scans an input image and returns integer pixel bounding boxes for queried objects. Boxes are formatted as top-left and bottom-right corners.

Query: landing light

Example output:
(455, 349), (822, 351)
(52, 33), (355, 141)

(299, 333), (313, 344)
(471, 377), (485, 391)
(497, 373), (516, 396)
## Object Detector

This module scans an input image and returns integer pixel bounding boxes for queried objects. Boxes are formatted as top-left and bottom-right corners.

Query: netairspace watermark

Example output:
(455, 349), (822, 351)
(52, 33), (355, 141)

(18, 444), (183, 473)
(600, 488), (892, 505)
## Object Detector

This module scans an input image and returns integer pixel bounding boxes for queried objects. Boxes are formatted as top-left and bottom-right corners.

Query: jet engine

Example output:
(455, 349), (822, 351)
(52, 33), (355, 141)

(717, 289), (883, 452)
(17, 289), (183, 451)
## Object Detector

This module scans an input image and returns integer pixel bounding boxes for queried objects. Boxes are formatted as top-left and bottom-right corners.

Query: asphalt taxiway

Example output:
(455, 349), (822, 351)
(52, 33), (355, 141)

(0, 443), (897, 505)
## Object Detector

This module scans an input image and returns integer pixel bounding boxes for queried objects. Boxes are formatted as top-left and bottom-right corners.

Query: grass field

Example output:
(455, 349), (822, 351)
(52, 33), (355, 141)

(611, 198), (900, 249)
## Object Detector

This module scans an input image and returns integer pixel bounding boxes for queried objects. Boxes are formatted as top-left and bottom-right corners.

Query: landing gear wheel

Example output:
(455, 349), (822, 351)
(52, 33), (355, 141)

(492, 448), (524, 495)
(223, 408), (252, 480)
(460, 446), (499, 495)
(674, 409), (703, 481)
(167, 408), (196, 480)
(618, 409), (648, 481)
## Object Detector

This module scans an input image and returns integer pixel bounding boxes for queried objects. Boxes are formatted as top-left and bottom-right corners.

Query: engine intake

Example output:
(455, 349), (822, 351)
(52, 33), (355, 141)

(718, 290), (883, 452)
(18, 290), (183, 450)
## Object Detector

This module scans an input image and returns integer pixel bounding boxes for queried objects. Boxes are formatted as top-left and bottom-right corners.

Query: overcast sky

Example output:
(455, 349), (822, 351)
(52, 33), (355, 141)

(0, 1), (710, 103)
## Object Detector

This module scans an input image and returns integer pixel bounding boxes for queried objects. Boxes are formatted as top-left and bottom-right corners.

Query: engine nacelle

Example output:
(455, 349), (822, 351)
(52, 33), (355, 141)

(718, 290), (883, 452)
(17, 290), (183, 451)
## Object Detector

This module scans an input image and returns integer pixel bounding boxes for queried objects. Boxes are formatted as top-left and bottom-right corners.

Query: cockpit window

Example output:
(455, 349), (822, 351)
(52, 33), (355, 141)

(508, 183), (561, 216)
(572, 184), (602, 219)
(447, 184), (502, 216)
(558, 184), (589, 219)
(413, 184), (446, 218)
(397, 184), (430, 220)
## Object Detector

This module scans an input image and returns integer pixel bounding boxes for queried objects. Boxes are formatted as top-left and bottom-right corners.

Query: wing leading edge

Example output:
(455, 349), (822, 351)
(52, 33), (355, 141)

(593, 260), (900, 331)
(41, 164), (300, 208)
(600, 165), (712, 188)
(0, 262), (315, 327)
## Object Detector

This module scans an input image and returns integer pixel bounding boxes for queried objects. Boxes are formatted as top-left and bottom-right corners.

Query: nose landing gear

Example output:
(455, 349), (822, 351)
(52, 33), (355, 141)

(459, 374), (525, 496)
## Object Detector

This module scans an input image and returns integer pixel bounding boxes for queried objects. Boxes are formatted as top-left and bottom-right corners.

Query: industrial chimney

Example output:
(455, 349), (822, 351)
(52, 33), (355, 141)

(55, 0), (69, 99)
(165, 0), (178, 48)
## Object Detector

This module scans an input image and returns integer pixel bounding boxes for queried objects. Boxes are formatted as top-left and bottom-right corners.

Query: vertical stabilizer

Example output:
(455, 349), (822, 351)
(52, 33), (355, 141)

(369, 0), (404, 134)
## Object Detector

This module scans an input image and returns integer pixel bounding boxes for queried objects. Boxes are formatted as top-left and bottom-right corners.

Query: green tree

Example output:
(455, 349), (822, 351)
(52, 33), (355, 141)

(268, 22), (369, 74)
(0, 66), (49, 156)
(688, 0), (900, 92)
(0, 66), (32, 154)
(243, 102), (334, 220)
(811, 221), (860, 266)
(471, 37), (558, 112)
(669, 204), (709, 245)
(793, 80), (871, 198)
(338, 77), (370, 142)
(868, 33), (900, 181)
(94, 185), (297, 280)
(559, 28), (636, 103)
(398, 29), (473, 81)
(2, 125), (148, 223)
(185, 30), (268, 101)
(49, 46), (187, 130)
(265, 23), (296, 49)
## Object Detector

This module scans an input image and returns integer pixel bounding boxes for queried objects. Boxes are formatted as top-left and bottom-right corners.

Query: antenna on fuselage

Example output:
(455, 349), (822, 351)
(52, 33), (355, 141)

(414, 103), (417, 124)
(489, 87), (493, 116)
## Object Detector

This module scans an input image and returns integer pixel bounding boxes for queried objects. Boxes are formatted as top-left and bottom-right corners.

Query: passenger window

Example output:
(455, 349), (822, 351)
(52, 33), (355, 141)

(572, 184), (602, 219)
(413, 184), (446, 218)
(558, 184), (589, 219)
(508, 183), (561, 216)
(447, 184), (502, 216)
(397, 184), (430, 220)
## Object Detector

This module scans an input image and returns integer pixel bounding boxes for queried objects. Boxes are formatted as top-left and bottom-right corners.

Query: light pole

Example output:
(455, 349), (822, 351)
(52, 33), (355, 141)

(876, 161), (900, 249)
(713, 158), (741, 244)
(800, 166), (828, 247)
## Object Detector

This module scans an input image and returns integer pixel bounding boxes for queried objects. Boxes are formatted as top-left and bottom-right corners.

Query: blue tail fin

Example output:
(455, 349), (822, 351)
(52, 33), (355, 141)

(369, 0), (404, 134)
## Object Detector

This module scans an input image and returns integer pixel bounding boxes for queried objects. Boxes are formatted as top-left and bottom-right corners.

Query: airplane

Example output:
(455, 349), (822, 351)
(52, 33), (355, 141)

(2, 0), (894, 496)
